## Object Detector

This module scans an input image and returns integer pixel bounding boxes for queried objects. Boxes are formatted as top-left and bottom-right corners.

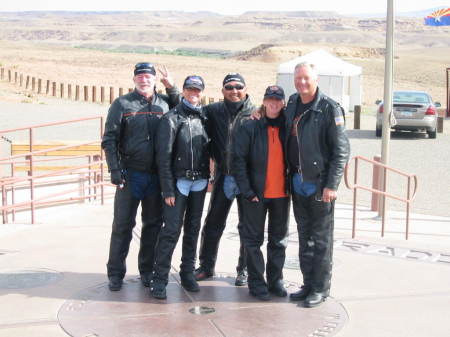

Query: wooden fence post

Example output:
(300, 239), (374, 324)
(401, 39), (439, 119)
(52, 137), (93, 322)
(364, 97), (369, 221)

(31, 77), (36, 91)
(68, 84), (72, 99)
(84, 85), (88, 101)
(60, 83), (64, 98)
(46, 80), (50, 94)
(437, 116), (444, 133)
(19, 74), (23, 87)
(8, 70), (11, 82)
(354, 105), (361, 130)
(52, 82), (56, 96)
(101, 86), (105, 103)
(37, 79), (42, 94)
(92, 86), (97, 103)
(14, 72), (18, 83)
(0, 68), (4, 80)
(75, 85), (80, 101)
(110, 87), (115, 104)
(25, 76), (30, 89)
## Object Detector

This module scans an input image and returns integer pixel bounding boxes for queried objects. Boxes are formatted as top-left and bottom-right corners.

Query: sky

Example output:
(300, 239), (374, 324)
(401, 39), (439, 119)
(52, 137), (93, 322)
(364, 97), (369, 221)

(0, 1), (447, 15)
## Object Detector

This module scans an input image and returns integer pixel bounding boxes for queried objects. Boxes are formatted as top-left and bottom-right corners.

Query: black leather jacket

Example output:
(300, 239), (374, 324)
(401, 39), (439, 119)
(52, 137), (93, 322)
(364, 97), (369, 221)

(232, 115), (288, 200)
(101, 88), (180, 172)
(285, 88), (350, 191)
(204, 95), (255, 176)
(156, 102), (210, 198)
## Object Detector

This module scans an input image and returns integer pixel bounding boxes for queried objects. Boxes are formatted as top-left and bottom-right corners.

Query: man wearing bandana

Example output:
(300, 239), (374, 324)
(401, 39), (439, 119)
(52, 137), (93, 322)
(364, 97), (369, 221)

(195, 73), (255, 287)
(102, 62), (180, 291)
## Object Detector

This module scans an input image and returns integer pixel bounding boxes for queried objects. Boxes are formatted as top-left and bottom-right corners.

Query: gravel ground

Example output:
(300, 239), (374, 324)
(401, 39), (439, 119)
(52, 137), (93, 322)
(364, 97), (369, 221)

(1, 82), (449, 217)
(342, 112), (450, 217)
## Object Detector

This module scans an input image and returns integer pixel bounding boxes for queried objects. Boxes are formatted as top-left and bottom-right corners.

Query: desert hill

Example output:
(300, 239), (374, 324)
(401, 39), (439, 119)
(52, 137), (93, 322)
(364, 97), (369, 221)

(0, 11), (448, 106)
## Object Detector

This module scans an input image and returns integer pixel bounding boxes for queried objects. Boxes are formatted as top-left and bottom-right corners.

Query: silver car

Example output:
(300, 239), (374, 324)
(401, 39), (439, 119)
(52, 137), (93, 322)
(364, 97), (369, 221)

(375, 90), (441, 139)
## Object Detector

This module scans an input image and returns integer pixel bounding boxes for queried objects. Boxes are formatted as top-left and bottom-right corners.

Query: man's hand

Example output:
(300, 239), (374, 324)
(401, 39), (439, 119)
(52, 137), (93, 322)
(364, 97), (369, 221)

(158, 65), (174, 89)
(322, 188), (337, 203)
(110, 169), (123, 186)
(249, 110), (261, 120)
(165, 197), (175, 206)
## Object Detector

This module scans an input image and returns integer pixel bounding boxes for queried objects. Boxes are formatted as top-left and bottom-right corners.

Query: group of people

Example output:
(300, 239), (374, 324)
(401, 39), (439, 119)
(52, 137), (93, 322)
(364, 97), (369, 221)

(101, 61), (350, 308)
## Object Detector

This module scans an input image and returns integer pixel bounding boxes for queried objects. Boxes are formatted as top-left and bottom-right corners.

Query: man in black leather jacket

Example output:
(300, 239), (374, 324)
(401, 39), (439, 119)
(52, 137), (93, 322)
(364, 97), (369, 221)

(287, 62), (350, 307)
(194, 73), (255, 286)
(101, 62), (180, 291)
(151, 75), (210, 299)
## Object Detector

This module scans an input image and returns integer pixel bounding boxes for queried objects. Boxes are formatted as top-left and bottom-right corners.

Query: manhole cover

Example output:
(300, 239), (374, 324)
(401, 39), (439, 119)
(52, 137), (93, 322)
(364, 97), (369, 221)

(0, 268), (63, 289)
(189, 306), (215, 315)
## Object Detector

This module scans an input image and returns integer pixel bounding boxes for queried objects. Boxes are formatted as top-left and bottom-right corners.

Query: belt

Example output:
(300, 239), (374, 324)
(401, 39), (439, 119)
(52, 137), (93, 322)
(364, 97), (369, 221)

(185, 169), (203, 180)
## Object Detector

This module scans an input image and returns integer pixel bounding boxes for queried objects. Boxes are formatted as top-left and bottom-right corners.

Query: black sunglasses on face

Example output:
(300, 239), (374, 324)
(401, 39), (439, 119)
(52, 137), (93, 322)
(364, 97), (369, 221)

(224, 84), (245, 91)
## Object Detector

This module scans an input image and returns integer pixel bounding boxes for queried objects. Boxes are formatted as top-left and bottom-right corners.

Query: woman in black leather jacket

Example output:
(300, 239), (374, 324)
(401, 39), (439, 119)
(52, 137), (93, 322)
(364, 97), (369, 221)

(151, 75), (210, 299)
(232, 85), (290, 301)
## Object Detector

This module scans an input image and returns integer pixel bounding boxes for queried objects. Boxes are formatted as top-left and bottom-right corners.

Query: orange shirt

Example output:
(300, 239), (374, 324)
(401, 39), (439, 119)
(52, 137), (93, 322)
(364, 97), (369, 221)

(264, 126), (287, 198)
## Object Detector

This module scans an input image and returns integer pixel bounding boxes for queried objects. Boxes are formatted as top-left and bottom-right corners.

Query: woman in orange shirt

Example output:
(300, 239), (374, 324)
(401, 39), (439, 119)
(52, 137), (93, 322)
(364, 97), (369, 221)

(231, 85), (290, 301)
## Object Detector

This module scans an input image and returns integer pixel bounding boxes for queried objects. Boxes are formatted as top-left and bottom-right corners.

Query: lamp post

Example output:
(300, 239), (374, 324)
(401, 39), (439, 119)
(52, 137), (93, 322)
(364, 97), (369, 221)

(380, 0), (394, 221)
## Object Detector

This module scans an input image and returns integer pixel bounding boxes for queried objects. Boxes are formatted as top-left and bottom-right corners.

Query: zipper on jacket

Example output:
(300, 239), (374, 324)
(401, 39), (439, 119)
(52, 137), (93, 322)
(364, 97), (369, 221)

(225, 119), (233, 174)
(296, 110), (308, 177)
(188, 116), (194, 173)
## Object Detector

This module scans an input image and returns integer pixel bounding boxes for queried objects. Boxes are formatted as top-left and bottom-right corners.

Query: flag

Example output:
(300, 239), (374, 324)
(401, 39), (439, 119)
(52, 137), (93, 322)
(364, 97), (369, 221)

(424, 8), (450, 26)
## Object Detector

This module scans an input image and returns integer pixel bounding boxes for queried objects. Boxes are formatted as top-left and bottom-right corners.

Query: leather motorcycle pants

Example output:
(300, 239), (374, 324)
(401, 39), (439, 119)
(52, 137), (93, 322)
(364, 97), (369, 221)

(153, 187), (207, 284)
(241, 197), (289, 290)
(292, 192), (334, 293)
(106, 182), (162, 279)
(197, 174), (247, 273)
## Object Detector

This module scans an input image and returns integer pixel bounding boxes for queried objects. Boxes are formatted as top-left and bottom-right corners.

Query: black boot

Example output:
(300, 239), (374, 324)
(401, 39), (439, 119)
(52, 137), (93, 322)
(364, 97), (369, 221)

(289, 285), (311, 301)
(268, 280), (287, 297)
(151, 281), (167, 299)
(194, 267), (214, 281)
(235, 268), (248, 286)
(304, 292), (328, 307)
(108, 277), (123, 291)
(180, 272), (200, 292)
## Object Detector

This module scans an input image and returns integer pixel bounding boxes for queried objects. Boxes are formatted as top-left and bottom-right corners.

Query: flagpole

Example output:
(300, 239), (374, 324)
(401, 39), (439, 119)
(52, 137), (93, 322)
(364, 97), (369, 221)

(380, 0), (394, 223)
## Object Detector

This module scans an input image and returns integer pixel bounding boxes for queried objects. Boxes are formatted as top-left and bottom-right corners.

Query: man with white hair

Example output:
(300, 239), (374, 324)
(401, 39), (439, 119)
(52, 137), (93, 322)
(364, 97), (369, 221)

(287, 62), (350, 307)
(102, 62), (180, 292)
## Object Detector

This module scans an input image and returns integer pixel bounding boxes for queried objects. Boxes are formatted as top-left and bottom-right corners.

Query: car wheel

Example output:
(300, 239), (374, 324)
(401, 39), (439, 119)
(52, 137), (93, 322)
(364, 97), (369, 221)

(427, 128), (437, 139)
(375, 126), (382, 137)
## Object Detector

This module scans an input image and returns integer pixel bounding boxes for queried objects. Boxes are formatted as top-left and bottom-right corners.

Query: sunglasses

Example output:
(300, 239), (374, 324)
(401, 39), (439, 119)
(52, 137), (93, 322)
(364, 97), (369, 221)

(224, 84), (245, 91)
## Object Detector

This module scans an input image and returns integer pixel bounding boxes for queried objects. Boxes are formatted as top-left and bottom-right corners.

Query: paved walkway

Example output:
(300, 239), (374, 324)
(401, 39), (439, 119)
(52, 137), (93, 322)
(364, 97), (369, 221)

(1, 194), (449, 337)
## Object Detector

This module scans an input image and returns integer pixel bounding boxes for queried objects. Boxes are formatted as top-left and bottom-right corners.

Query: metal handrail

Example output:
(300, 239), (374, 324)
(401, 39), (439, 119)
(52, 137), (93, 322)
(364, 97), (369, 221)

(344, 155), (418, 239)
(0, 116), (103, 134)
(0, 116), (107, 224)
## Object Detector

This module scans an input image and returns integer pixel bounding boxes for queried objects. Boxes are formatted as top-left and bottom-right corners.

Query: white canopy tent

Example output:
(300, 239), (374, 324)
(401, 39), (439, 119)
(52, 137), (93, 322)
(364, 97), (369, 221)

(276, 49), (362, 112)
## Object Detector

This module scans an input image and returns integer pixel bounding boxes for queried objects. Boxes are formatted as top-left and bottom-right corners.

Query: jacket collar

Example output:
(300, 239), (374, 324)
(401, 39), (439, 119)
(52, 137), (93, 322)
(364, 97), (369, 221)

(298, 87), (324, 112)
(224, 95), (253, 116)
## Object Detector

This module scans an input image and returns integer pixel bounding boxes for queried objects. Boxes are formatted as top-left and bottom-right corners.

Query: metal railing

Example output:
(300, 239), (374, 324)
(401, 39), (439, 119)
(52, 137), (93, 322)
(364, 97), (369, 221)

(344, 155), (418, 239)
(0, 116), (115, 224)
